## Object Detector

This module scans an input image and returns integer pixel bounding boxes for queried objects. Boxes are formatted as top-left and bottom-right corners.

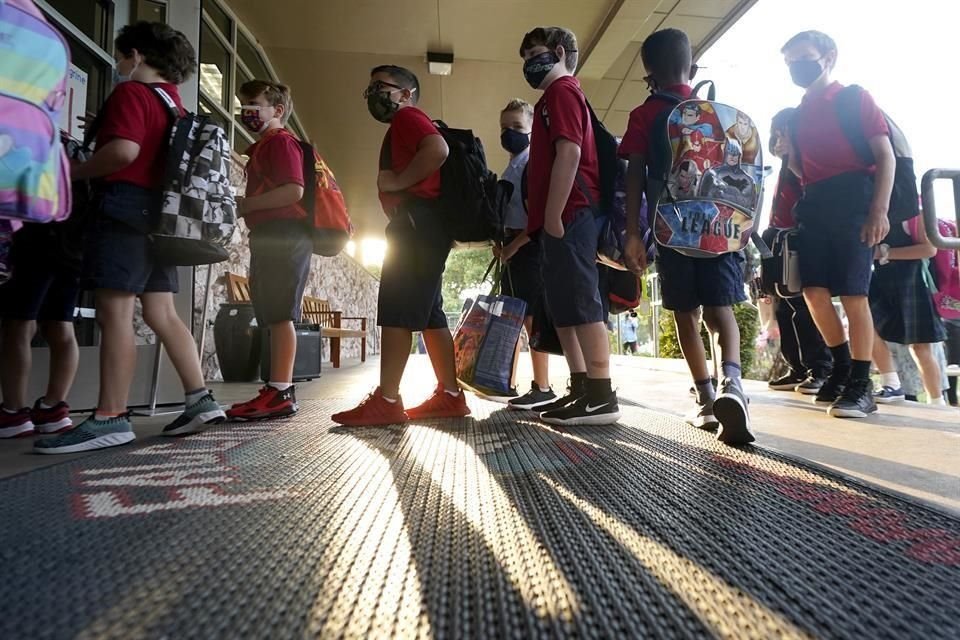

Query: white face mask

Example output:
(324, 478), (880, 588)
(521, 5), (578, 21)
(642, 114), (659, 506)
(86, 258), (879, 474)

(113, 58), (140, 86)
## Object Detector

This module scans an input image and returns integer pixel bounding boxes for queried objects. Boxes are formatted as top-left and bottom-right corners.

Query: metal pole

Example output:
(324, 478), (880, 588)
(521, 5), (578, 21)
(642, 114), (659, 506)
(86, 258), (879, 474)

(921, 169), (960, 250)
(197, 264), (214, 359)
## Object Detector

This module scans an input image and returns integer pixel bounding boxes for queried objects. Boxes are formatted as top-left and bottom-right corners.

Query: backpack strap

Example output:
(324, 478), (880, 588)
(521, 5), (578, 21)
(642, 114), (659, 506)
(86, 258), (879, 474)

(298, 139), (316, 216)
(692, 80), (716, 101)
(834, 84), (875, 166)
(379, 130), (392, 171)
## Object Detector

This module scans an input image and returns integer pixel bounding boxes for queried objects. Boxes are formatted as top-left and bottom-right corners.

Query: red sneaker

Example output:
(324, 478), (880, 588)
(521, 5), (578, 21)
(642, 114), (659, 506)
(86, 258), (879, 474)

(0, 408), (34, 438)
(31, 399), (73, 434)
(332, 388), (408, 427)
(226, 386), (298, 421)
(405, 385), (471, 420)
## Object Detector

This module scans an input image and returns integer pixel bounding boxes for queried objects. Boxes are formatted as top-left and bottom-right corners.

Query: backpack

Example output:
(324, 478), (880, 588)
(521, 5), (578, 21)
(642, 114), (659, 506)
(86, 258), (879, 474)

(151, 86), (237, 266)
(538, 98), (654, 270)
(254, 130), (353, 256)
(602, 265), (642, 314)
(646, 81), (767, 259)
(433, 120), (500, 244)
(0, 0), (71, 224)
(759, 227), (802, 299)
(921, 218), (960, 320)
(835, 85), (919, 224)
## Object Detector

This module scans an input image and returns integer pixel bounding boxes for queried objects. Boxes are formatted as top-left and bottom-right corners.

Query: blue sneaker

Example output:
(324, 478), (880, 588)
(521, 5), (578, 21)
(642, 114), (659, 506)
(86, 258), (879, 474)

(874, 386), (906, 404)
(34, 414), (135, 454)
(162, 392), (226, 436)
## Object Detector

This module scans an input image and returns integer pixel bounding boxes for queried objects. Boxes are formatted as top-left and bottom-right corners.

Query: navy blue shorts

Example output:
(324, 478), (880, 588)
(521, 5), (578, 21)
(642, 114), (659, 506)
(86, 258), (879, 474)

(540, 209), (605, 328)
(0, 226), (80, 322)
(657, 247), (746, 313)
(500, 231), (541, 312)
(795, 172), (875, 297)
(81, 183), (178, 294)
(378, 201), (452, 331)
(249, 220), (314, 327)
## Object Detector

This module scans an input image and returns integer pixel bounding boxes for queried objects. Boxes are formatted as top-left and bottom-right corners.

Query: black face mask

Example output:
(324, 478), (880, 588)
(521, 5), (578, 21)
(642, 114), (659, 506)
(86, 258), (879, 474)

(500, 129), (530, 155)
(789, 59), (824, 88)
(523, 51), (559, 89)
(367, 91), (399, 123)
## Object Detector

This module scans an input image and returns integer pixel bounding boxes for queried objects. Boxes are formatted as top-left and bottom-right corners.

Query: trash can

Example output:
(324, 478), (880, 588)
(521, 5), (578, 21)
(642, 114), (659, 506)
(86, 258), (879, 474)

(213, 303), (261, 382)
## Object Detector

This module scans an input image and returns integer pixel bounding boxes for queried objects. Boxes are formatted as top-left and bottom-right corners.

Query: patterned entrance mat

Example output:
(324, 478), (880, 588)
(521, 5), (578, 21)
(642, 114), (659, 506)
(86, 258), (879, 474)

(1, 399), (957, 639)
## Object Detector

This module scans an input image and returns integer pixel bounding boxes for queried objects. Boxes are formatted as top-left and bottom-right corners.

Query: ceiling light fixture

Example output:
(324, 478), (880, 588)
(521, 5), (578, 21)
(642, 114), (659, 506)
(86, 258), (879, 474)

(427, 51), (454, 76)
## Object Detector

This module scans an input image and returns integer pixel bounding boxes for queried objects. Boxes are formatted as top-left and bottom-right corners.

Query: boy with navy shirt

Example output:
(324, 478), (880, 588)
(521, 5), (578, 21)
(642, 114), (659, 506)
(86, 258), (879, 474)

(621, 28), (753, 445)
(333, 65), (468, 426)
(782, 31), (895, 418)
(519, 26), (619, 426)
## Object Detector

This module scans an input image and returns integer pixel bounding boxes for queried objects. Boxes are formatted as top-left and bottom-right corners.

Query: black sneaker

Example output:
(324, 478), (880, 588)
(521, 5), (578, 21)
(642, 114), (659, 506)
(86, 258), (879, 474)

(768, 372), (806, 391)
(814, 372), (847, 405)
(688, 377), (718, 397)
(508, 382), (558, 411)
(713, 378), (754, 445)
(540, 392), (621, 426)
(796, 375), (826, 395)
(828, 379), (878, 418)
(537, 378), (585, 413)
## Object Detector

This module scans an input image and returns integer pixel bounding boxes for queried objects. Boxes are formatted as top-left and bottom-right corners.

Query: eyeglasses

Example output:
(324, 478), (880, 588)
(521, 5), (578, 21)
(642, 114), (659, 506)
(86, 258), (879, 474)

(363, 81), (404, 99)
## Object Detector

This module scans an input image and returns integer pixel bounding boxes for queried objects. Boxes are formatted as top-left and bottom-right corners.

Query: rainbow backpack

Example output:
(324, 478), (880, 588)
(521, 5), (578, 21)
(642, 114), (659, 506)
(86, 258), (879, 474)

(0, 0), (71, 224)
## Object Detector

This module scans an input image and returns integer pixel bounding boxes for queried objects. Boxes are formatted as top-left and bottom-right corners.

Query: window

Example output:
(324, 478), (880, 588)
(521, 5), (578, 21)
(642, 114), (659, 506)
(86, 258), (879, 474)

(132, 0), (167, 24)
(43, 0), (112, 51)
(199, 21), (231, 109)
(199, 0), (310, 147)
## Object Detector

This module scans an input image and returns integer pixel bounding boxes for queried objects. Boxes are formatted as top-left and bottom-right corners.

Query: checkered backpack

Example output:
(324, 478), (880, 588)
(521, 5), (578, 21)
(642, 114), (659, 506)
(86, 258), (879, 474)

(150, 86), (236, 265)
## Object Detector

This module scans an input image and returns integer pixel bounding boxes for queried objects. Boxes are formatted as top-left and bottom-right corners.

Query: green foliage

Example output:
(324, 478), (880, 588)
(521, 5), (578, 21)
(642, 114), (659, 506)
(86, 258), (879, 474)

(442, 247), (496, 313)
(657, 303), (761, 378)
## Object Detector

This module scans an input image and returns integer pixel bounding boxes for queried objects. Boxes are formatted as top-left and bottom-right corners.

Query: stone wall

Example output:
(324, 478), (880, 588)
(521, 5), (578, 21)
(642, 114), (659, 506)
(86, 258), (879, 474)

(194, 153), (381, 381)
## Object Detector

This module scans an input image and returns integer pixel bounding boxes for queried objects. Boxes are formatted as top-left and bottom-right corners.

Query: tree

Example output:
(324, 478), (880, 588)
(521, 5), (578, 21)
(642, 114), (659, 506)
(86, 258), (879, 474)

(442, 247), (496, 313)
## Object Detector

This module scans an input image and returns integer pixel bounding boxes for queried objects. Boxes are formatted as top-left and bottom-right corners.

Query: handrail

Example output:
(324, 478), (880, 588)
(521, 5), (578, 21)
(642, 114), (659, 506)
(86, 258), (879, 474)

(920, 169), (960, 250)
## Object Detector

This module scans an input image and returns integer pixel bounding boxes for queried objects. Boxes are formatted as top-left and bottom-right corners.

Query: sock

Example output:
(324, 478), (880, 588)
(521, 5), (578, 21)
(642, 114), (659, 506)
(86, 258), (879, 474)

(268, 382), (292, 391)
(382, 395), (398, 403)
(537, 383), (552, 393)
(570, 371), (588, 395)
(829, 343), (852, 378)
(695, 378), (717, 403)
(930, 396), (947, 406)
(850, 359), (872, 383)
(880, 372), (901, 390)
(721, 361), (742, 381)
(444, 387), (460, 397)
(39, 398), (55, 409)
(185, 388), (208, 405)
(585, 378), (613, 403)
(94, 410), (123, 422)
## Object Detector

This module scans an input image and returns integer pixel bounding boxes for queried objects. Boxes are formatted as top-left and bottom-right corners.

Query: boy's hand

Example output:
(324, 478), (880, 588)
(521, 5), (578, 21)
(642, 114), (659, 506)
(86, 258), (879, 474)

(624, 233), (648, 275)
(378, 170), (399, 192)
(500, 241), (519, 263)
(543, 218), (564, 239)
(861, 209), (890, 247)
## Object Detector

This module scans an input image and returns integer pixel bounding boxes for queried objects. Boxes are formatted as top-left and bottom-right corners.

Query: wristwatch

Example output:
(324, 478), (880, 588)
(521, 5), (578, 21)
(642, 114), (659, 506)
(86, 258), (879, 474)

(877, 243), (891, 266)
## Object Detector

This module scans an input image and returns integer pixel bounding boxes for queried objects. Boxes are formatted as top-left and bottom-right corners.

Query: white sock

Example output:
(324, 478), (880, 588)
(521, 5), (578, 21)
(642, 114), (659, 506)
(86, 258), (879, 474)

(2, 406), (18, 414)
(880, 372), (901, 389)
(382, 395), (398, 404)
(444, 387), (460, 397)
(537, 384), (552, 393)
(268, 382), (292, 391)
(930, 396), (947, 406)
(185, 389), (208, 405)
(39, 398), (55, 409)
(94, 412), (122, 422)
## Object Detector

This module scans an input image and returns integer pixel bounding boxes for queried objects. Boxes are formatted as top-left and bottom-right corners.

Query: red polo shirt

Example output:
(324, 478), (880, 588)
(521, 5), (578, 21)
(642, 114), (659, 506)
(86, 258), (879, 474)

(96, 81), (184, 189)
(526, 75), (599, 233)
(243, 127), (306, 228)
(379, 106), (442, 216)
(794, 82), (888, 185)
(770, 166), (802, 228)
(619, 84), (693, 159)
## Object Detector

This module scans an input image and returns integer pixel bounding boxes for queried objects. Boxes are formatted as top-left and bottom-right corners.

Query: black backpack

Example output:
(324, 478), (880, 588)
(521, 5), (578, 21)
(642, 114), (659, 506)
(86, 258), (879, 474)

(834, 85), (919, 223)
(433, 120), (500, 243)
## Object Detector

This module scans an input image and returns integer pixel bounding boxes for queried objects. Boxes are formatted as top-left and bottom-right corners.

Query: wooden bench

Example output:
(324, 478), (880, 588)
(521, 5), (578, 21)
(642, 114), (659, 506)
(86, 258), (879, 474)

(301, 296), (368, 369)
(223, 273), (367, 368)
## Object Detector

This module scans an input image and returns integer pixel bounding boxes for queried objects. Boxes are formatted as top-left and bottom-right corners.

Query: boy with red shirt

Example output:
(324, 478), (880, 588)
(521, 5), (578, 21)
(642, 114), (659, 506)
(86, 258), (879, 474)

(332, 65), (468, 426)
(517, 27), (620, 426)
(226, 80), (309, 421)
(37, 22), (225, 454)
(765, 108), (832, 395)
(621, 28), (752, 445)
(782, 31), (895, 418)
